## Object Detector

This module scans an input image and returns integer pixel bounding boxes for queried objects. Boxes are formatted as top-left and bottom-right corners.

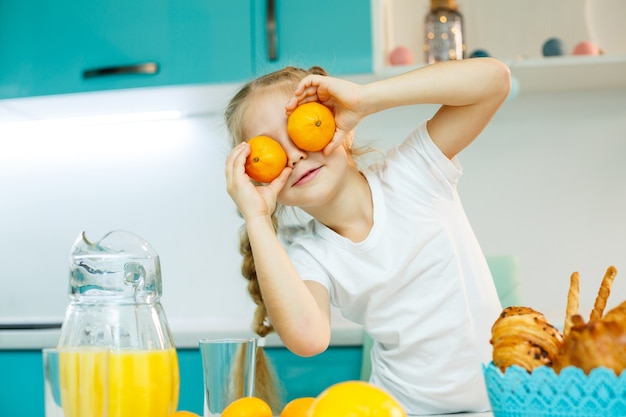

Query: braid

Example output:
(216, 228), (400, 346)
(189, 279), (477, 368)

(238, 212), (283, 412)
(238, 215), (279, 337)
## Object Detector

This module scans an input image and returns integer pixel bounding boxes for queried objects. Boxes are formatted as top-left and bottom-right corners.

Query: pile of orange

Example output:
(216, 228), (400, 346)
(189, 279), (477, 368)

(307, 381), (406, 417)
(244, 135), (288, 183)
(280, 397), (315, 417)
(169, 411), (200, 417)
(222, 396), (273, 417)
(287, 102), (336, 152)
(217, 381), (406, 417)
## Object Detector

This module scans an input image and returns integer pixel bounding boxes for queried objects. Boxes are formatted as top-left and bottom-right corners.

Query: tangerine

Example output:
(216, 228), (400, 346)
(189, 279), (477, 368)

(221, 396), (273, 417)
(280, 397), (315, 417)
(168, 411), (201, 417)
(287, 102), (336, 152)
(245, 135), (288, 183)
(307, 381), (406, 417)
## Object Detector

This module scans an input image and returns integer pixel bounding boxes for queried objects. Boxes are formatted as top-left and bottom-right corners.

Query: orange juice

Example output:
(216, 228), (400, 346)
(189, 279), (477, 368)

(59, 348), (179, 417)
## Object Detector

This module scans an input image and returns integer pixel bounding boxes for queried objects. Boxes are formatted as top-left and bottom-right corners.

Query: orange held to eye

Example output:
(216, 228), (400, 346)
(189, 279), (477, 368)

(287, 102), (336, 152)
(307, 381), (407, 417)
(221, 396), (273, 417)
(245, 135), (288, 183)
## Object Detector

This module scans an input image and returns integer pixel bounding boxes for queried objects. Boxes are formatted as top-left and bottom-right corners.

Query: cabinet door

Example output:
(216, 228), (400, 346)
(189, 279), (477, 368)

(252, 0), (372, 76)
(0, 0), (252, 99)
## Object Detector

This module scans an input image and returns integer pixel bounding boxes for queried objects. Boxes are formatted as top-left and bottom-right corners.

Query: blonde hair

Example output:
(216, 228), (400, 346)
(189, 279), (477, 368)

(225, 66), (328, 146)
(224, 66), (376, 411)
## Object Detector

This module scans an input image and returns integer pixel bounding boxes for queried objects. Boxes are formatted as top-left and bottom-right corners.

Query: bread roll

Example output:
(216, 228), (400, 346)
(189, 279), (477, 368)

(490, 306), (564, 372)
(555, 300), (626, 375)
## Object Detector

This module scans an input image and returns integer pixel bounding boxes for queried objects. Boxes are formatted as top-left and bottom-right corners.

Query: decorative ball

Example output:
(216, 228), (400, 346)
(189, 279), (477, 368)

(542, 38), (565, 57)
(573, 41), (600, 56)
(506, 76), (520, 102)
(470, 49), (490, 58)
(389, 46), (413, 66)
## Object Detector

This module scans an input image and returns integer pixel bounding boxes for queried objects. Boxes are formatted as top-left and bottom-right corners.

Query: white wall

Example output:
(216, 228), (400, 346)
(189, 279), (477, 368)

(0, 115), (255, 329)
(1, 87), (625, 335)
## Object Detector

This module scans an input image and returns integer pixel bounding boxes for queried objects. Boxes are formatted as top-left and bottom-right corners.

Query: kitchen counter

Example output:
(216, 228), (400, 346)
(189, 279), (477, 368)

(0, 315), (364, 350)
(426, 414), (491, 417)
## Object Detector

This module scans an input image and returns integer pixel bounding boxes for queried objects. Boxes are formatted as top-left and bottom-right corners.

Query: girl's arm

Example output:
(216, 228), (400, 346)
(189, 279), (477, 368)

(288, 58), (511, 159)
(225, 143), (332, 356)
(361, 58), (511, 158)
(245, 215), (332, 356)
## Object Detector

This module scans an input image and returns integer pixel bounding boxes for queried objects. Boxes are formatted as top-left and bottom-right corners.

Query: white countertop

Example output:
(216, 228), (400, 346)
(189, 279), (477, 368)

(424, 414), (491, 417)
(0, 315), (364, 350)
(427, 414), (491, 417)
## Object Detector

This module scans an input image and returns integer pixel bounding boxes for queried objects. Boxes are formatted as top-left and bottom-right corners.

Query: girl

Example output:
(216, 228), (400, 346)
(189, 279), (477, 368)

(224, 59), (511, 415)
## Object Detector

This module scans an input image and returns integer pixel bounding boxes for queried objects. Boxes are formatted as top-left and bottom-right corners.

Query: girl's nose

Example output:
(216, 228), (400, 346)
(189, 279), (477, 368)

(283, 136), (307, 166)
(288, 151), (305, 167)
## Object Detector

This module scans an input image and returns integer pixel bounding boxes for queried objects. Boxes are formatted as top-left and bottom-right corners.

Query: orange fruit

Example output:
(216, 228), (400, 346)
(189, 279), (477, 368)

(169, 411), (200, 417)
(221, 396), (273, 417)
(245, 135), (288, 183)
(307, 381), (406, 417)
(287, 102), (335, 152)
(280, 397), (315, 417)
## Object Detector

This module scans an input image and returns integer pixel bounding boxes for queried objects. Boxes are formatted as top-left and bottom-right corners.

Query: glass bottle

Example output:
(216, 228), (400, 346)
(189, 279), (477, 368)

(424, 0), (464, 64)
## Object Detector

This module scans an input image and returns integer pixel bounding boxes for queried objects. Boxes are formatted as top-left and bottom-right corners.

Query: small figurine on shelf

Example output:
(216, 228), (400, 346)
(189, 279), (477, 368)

(389, 46), (414, 66)
(424, 0), (464, 64)
(542, 38), (565, 57)
(573, 41), (601, 56)
(469, 49), (490, 58)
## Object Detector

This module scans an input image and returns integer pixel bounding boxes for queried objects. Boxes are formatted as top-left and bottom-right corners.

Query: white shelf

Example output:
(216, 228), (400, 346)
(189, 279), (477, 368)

(375, 54), (626, 94)
(371, 0), (626, 93)
(505, 54), (626, 93)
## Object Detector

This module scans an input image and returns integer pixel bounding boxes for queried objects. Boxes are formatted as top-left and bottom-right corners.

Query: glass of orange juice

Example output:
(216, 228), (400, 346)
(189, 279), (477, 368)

(43, 347), (179, 417)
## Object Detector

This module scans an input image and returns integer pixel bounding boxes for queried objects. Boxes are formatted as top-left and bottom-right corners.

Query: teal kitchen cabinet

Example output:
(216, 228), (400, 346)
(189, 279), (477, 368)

(0, 1), (372, 100)
(251, 0), (372, 76)
(0, 0), (253, 99)
(0, 346), (362, 417)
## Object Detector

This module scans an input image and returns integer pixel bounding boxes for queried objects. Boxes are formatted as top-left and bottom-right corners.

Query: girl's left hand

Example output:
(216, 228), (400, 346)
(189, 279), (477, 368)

(285, 74), (364, 155)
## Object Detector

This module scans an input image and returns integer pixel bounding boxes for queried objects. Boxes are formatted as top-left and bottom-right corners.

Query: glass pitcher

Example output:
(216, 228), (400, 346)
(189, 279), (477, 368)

(52, 230), (179, 417)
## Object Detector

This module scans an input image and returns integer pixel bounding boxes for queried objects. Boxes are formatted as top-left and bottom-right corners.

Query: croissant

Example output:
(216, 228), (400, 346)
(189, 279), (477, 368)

(490, 306), (564, 372)
(554, 300), (626, 375)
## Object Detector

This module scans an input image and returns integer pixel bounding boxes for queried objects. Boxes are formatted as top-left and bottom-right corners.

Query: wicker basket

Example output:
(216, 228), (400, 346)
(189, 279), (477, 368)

(483, 362), (626, 417)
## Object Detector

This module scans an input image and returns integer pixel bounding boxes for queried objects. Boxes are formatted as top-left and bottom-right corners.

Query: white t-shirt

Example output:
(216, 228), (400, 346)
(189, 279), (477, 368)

(286, 122), (502, 415)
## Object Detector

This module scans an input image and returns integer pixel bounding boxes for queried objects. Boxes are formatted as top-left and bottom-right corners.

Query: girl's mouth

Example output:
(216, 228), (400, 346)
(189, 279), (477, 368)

(293, 167), (322, 186)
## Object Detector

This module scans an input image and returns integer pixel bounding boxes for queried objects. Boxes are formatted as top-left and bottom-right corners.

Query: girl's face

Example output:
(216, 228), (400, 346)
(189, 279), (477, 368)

(242, 91), (351, 210)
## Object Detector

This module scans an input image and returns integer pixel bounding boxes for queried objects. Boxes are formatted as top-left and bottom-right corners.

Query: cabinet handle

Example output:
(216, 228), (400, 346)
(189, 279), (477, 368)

(266, 0), (278, 61)
(83, 62), (159, 79)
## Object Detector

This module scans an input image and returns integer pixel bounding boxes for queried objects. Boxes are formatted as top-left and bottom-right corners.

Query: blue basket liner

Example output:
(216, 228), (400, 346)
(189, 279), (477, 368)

(483, 362), (626, 417)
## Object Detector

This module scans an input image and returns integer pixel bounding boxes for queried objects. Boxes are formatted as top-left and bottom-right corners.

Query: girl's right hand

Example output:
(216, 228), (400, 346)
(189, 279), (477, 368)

(285, 75), (365, 155)
(224, 142), (292, 221)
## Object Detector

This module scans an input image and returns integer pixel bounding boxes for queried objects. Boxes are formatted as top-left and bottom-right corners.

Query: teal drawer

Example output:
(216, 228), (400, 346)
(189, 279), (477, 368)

(0, 345), (362, 416)
(0, 350), (44, 417)
(267, 345), (363, 400)
(178, 345), (363, 414)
